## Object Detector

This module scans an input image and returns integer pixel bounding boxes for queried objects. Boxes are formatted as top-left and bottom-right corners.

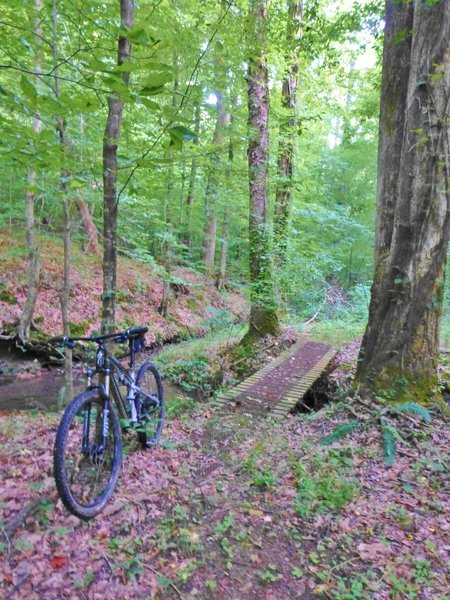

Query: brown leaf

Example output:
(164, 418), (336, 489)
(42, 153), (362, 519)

(357, 542), (391, 561)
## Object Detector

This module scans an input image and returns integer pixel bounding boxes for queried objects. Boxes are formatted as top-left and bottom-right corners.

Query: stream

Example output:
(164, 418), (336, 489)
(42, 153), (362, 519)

(0, 347), (186, 411)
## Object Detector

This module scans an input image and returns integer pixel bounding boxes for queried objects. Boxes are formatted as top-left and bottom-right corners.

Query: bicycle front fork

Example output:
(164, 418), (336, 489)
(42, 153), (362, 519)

(82, 369), (111, 457)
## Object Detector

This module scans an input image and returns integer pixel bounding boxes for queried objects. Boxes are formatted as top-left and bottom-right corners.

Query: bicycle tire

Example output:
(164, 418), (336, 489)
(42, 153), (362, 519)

(135, 362), (165, 448)
(53, 389), (122, 519)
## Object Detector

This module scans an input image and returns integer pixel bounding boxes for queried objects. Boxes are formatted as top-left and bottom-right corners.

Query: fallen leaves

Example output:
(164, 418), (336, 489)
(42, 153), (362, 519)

(357, 542), (391, 561)
(49, 555), (69, 569)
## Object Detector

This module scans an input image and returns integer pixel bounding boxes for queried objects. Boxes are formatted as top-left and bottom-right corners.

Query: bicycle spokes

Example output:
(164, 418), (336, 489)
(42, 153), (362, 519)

(57, 397), (120, 511)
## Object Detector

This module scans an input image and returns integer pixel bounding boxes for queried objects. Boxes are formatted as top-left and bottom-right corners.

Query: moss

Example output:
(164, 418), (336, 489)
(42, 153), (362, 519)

(358, 365), (447, 410)
(243, 307), (280, 344)
(68, 320), (91, 337)
(0, 283), (17, 305)
(29, 330), (50, 344)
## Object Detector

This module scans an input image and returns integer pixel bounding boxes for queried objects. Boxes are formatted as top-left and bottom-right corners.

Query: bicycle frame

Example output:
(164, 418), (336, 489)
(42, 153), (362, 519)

(54, 324), (163, 519)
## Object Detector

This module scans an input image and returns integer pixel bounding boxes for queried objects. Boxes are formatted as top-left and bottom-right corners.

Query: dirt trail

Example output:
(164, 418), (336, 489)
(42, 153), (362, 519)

(1, 383), (449, 599)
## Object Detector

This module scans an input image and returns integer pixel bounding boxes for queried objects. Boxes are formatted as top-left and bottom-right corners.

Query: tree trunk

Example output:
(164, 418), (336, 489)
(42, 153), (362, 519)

(245, 0), (279, 340)
(159, 279), (171, 318)
(356, 0), (450, 405)
(75, 197), (100, 254)
(53, 0), (72, 402)
(274, 0), (303, 267)
(216, 117), (235, 291)
(60, 192), (73, 402)
(102, 0), (134, 335)
(203, 89), (229, 275)
(185, 98), (201, 247)
(216, 205), (229, 291)
(18, 0), (43, 344)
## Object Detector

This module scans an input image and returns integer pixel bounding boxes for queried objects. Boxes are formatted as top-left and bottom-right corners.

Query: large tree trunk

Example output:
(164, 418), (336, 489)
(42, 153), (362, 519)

(245, 0), (279, 340)
(102, 0), (134, 335)
(203, 89), (229, 275)
(356, 0), (450, 405)
(274, 0), (303, 267)
(18, 0), (43, 344)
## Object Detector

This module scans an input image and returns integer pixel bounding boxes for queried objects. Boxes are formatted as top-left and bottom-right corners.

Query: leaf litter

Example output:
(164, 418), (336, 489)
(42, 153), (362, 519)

(1, 347), (449, 599)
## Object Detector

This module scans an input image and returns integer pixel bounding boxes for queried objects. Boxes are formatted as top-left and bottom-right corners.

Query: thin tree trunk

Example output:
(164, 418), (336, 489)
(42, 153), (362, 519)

(76, 114), (100, 254)
(75, 197), (100, 254)
(159, 279), (171, 318)
(216, 115), (235, 290)
(185, 98), (201, 247)
(203, 88), (229, 275)
(53, 0), (72, 401)
(356, 0), (450, 404)
(60, 194), (73, 401)
(102, 0), (134, 335)
(216, 206), (229, 291)
(245, 0), (279, 340)
(18, 0), (43, 344)
(274, 0), (303, 267)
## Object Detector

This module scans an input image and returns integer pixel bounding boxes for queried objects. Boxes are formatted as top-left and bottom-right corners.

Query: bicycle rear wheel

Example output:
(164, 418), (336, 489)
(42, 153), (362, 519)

(135, 362), (164, 448)
(53, 390), (122, 519)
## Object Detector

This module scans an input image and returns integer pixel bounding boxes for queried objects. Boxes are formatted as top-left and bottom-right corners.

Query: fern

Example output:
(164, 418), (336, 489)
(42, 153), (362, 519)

(392, 402), (431, 422)
(380, 419), (397, 466)
(320, 420), (361, 446)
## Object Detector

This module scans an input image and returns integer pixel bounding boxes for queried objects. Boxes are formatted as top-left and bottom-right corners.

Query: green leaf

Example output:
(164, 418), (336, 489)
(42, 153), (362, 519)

(121, 25), (154, 45)
(168, 125), (198, 150)
(100, 75), (130, 96)
(320, 420), (360, 446)
(381, 420), (397, 466)
(67, 176), (88, 190)
(86, 57), (111, 73)
(137, 97), (160, 110)
(20, 75), (37, 104)
(112, 61), (142, 74)
(393, 402), (431, 422)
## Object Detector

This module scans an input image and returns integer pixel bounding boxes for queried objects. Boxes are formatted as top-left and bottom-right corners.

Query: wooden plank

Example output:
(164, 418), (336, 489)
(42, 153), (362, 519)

(213, 340), (335, 419)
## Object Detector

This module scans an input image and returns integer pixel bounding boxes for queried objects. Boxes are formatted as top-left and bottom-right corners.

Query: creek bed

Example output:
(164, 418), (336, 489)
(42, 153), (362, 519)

(0, 369), (186, 412)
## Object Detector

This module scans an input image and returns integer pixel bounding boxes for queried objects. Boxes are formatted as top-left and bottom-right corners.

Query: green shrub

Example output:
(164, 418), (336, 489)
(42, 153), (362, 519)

(293, 451), (358, 518)
(161, 357), (212, 395)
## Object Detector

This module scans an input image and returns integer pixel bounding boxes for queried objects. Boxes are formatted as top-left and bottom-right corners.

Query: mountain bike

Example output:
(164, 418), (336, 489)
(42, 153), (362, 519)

(52, 326), (164, 519)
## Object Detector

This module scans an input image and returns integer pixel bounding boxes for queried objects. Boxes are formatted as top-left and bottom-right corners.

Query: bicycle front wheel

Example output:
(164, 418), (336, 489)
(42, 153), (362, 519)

(53, 390), (122, 519)
(135, 362), (165, 448)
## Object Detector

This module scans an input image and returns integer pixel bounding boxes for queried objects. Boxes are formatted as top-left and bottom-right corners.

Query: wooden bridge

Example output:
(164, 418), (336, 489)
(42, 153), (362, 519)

(212, 339), (336, 419)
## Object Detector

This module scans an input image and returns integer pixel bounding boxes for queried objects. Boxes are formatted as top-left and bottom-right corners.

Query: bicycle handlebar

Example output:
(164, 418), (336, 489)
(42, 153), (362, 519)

(50, 326), (148, 348)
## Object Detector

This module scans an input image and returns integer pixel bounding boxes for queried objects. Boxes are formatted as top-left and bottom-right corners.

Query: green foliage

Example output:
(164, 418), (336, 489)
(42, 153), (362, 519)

(258, 564), (281, 585)
(161, 357), (211, 395)
(0, 281), (17, 304)
(380, 419), (397, 466)
(250, 467), (278, 490)
(293, 451), (359, 518)
(392, 402), (432, 422)
(320, 420), (361, 446)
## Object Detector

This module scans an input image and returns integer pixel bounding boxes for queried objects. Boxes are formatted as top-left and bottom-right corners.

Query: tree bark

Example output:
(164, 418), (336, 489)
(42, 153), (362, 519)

(356, 0), (450, 404)
(274, 0), (303, 267)
(245, 0), (279, 340)
(53, 0), (72, 401)
(184, 98), (201, 247)
(102, 0), (134, 335)
(216, 114), (235, 290)
(75, 197), (100, 254)
(18, 0), (43, 344)
(203, 89), (229, 275)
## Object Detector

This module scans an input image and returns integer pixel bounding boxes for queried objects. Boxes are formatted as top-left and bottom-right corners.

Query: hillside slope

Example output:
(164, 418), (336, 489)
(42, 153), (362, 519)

(0, 232), (247, 344)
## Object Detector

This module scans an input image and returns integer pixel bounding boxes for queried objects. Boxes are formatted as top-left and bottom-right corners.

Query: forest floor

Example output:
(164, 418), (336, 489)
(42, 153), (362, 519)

(0, 231), (247, 347)
(1, 340), (449, 600)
